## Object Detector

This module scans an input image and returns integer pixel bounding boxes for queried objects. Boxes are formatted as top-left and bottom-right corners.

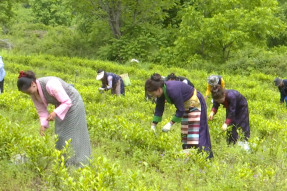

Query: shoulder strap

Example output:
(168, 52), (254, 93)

(163, 84), (172, 103)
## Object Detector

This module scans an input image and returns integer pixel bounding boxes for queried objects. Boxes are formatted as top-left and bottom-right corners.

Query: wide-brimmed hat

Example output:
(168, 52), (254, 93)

(96, 70), (104, 80)
(274, 77), (282, 86)
(207, 75), (219, 86)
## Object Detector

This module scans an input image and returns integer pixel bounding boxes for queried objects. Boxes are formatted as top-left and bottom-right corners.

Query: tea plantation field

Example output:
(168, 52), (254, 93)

(0, 53), (287, 190)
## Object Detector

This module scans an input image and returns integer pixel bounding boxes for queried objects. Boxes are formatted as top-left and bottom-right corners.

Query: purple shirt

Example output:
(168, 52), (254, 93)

(154, 81), (194, 122)
(212, 89), (248, 125)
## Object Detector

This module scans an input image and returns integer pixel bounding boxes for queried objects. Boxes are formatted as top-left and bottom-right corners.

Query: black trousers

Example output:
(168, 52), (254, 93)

(0, 79), (3, 93)
(226, 126), (250, 145)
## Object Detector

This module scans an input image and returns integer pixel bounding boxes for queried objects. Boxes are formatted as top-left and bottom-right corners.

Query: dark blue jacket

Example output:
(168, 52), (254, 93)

(177, 76), (194, 87)
(278, 79), (287, 103)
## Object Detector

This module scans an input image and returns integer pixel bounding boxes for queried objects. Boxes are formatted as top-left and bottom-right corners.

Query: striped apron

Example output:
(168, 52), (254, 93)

(181, 89), (201, 149)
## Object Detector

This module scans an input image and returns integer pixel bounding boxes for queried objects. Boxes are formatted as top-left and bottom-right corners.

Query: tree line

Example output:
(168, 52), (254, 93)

(1, 0), (287, 75)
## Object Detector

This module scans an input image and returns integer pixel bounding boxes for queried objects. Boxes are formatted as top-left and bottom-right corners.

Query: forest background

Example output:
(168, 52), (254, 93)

(1, 0), (287, 76)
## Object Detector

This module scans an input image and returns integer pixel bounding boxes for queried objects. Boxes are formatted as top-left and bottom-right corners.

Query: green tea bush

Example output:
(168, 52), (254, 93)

(1, 53), (287, 190)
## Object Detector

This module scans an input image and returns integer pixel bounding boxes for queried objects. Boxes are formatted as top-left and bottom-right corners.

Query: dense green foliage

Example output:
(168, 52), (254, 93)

(174, 0), (285, 62)
(1, 0), (287, 73)
(29, 0), (71, 26)
(0, 52), (287, 190)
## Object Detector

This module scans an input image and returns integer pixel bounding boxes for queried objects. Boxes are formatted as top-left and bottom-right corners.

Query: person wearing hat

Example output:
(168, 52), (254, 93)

(17, 70), (91, 166)
(208, 85), (250, 145)
(166, 73), (194, 87)
(274, 77), (287, 106)
(146, 73), (213, 158)
(205, 75), (225, 100)
(96, 69), (125, 96)
(0, 56), (6, 93)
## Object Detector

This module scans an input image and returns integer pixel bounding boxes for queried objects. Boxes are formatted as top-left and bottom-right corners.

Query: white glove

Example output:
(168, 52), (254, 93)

(98, 87), (105, 91)
(151, 125), (156, 132)
(221, 123), (228, 131)
(208, 112), (214, 120)
(162, 122), (173, 132)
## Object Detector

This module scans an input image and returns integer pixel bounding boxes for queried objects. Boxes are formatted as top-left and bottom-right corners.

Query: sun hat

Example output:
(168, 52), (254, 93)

(96, 69), (105, 80)
(207, 75), (219, 86)
(274, 77), (282, 86)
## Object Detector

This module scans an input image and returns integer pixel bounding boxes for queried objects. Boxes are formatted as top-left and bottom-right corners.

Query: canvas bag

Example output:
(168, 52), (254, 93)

(120, 73), (131, 86)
